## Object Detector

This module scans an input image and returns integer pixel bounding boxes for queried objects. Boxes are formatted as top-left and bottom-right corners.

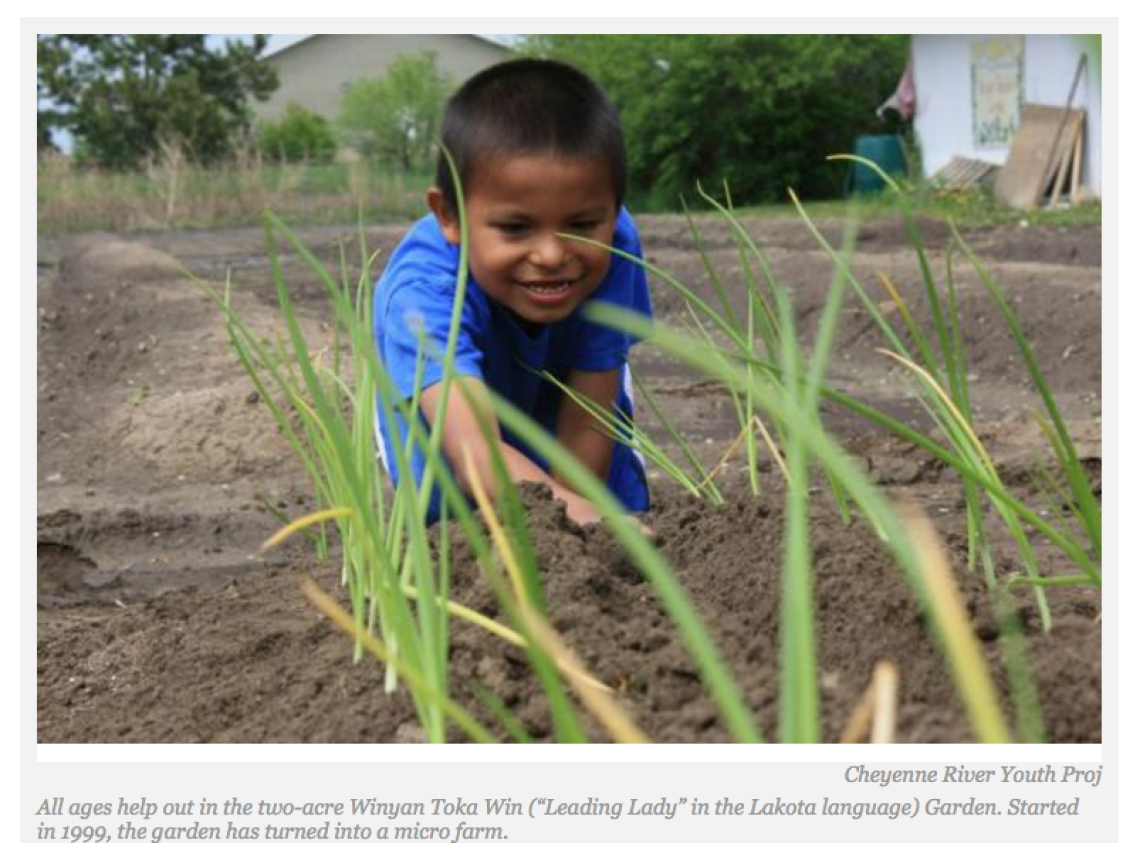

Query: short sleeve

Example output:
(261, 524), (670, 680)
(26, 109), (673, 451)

(378, 276), (486, 402)
(570, 208), (654, 372)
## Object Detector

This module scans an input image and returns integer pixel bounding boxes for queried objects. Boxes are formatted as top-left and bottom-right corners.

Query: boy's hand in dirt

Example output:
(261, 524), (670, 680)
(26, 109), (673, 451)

(624, 514), (657, 541)
(597, 512), (655, 540)
(561, 491), (603, 527)
(562, 493), (656, 541)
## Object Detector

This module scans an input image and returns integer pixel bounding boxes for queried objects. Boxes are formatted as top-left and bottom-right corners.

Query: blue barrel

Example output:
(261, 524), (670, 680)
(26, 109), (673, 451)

(852, 134), (907, 194)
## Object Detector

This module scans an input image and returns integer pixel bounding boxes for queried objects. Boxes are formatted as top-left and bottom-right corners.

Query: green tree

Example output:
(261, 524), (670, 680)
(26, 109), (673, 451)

(258, 102), (337, 163)
(37, 35), (278, 169)
(37, 116), (58, 153)
(338, 51), (452, 171)
(524, 35), (909, 207)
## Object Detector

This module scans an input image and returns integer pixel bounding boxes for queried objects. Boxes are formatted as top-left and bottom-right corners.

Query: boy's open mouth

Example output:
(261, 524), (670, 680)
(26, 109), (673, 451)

(516, 277), (578, 304)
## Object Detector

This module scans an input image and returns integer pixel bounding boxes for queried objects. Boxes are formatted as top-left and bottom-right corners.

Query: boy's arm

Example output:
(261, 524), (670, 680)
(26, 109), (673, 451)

(554, 368), (654, 537)
(553, 367), (620, 489)
(419, 377), (602, 525)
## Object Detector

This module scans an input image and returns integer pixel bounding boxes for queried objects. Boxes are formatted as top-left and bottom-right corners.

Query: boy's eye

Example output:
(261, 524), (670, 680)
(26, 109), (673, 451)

(492, 221), (530, 235)
(489, 219), (603, 237)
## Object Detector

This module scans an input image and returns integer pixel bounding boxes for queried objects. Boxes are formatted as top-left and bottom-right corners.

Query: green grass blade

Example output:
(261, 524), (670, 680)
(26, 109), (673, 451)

(951, 225), (1100, 560)
(680, 195), (742, 337)
(631, 368), (722, 501)
(774, 287), (818, 743)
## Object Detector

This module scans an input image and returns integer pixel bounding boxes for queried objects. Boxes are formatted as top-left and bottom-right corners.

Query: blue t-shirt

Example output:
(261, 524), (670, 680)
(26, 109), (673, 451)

(373, 208), (652, 522)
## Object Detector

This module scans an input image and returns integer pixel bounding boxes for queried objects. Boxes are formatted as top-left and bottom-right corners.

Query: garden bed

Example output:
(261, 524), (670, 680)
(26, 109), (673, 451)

(36, 215), (1102, 742)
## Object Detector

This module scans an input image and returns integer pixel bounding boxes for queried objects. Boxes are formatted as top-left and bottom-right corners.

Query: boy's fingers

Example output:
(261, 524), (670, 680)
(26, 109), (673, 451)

(630, 515), (658, 542)
(601, 513), (657, 543)
(565, 496), (657, 544)
(561, 494), (602, 527)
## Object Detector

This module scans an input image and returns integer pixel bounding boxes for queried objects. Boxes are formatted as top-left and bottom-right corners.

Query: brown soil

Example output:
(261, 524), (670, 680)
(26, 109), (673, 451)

(36, 214), (1102, 743)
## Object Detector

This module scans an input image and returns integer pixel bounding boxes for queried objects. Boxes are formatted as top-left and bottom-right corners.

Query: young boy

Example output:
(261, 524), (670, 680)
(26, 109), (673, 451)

(373, 59), (651, 526)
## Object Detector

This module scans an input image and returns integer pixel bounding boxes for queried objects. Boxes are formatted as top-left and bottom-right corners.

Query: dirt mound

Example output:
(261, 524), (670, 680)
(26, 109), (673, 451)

(37, 543), (99, 602)
(36, 484), (1100, 743)
(635, 214), (1100, 267)
(67, 240), (185, 280)
(107, 382), (290, 480)
(38, 240), (313, 495)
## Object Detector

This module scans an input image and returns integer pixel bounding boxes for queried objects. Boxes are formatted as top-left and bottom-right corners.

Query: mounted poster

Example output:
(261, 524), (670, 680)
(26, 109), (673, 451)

(971, 36), (1024, 148)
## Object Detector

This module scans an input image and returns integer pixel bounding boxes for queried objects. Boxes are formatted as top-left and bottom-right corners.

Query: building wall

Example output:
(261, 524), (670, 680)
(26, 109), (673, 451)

(912, 34), (1101, 196)
(252, 35), (510, 123)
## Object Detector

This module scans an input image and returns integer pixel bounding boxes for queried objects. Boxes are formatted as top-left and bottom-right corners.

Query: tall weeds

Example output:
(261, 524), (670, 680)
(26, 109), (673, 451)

(38, 153), (432, 233)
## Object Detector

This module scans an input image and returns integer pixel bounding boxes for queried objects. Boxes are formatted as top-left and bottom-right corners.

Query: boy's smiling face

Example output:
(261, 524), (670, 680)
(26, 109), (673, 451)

(429, 154), (618, 327)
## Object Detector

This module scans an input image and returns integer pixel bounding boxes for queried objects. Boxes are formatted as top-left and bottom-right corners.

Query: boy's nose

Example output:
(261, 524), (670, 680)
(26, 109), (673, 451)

(528, 234), (568, 269)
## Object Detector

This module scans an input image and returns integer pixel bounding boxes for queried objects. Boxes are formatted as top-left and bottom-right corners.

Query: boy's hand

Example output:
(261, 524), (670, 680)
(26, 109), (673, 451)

(630, 515), (656, 540)
(561, 490), (655, 540)
(560, 491), (603, 526)
(622, 513), (657, 540)
(418, 377), (653, 538)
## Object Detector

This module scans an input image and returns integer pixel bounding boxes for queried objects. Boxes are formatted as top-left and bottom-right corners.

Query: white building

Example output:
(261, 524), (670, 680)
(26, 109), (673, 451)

(910, 34), (1101, 198)
(251, 35), (512, 123)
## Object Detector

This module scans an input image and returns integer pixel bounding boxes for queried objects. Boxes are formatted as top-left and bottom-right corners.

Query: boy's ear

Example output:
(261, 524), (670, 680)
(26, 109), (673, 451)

(427, 187), (461, 245)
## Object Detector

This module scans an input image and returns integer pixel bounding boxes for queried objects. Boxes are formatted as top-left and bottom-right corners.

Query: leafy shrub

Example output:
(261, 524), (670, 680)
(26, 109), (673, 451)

(525, 35), (910, 208)
(258, 102), (338, 163)
(338, 51), (453, 171)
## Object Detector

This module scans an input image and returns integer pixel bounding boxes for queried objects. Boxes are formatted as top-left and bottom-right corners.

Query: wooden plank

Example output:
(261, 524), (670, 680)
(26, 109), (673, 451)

(962, 159), (997, 185)
(941, 159), (967, 182)
(1070, 120), (1084, 204)
(932, 156), (998, 189)
(1049, 114), (1079, 206)
(995, 105), (1086, 210)
(1041, 54), (1088, 205)
(1047, 111), (1084, 198)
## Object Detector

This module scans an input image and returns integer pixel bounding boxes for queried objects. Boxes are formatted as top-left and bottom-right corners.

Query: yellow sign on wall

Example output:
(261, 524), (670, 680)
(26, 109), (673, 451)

(972, 36), (1024, 148)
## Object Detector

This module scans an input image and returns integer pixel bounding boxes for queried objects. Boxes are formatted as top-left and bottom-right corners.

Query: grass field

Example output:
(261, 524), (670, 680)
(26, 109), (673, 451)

(37, 154), (1101, 234)
(37, 154), (435, 233)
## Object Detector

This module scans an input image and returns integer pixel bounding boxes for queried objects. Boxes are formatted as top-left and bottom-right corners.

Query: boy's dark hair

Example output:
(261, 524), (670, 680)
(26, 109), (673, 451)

(435, 58), (626, 213)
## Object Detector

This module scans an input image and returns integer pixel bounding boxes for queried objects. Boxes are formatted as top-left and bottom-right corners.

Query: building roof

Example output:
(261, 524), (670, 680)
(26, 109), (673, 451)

(263, 34), (513, 60)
